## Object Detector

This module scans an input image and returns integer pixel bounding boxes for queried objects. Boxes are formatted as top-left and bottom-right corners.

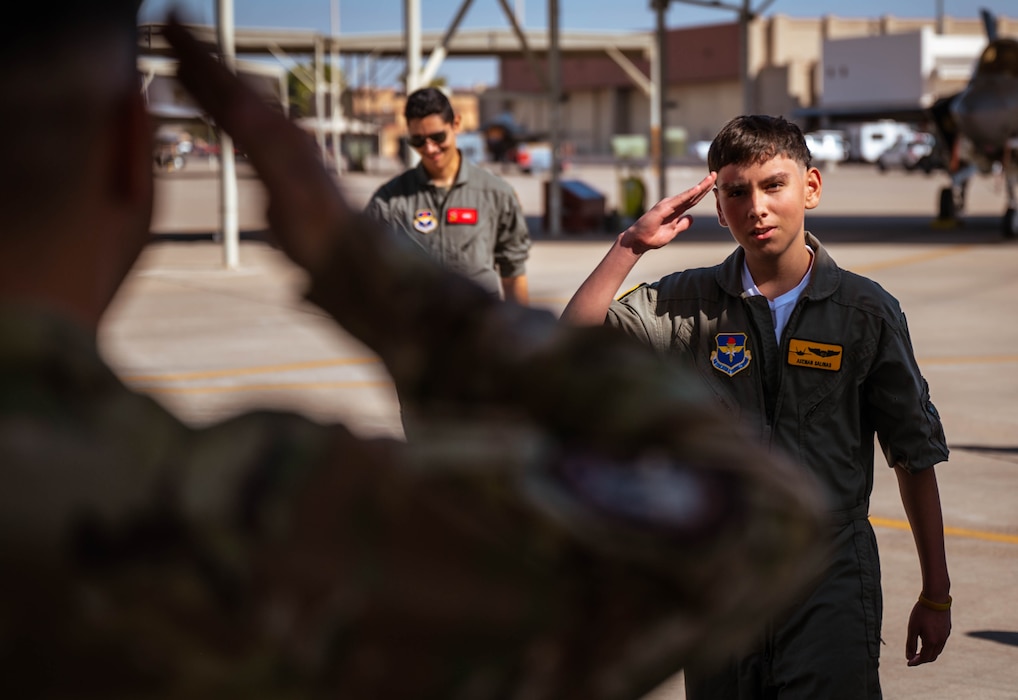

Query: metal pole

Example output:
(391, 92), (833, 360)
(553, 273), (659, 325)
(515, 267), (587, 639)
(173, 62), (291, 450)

(314, 37), (326, 161)
(651, 0), (668, 202)
(330, 0), (342, 175)
(405, 0), (421, 92)
(404, 0), (422, 166)
(216, 0), (239, 269)
(548, 0), (562, 237)
(496, 0), (551, 93)
(740, 0), (753, 114)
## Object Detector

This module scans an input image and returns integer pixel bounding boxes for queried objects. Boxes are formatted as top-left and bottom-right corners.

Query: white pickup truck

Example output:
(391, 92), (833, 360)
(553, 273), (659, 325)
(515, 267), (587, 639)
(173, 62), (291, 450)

(804, 130), (848, 164)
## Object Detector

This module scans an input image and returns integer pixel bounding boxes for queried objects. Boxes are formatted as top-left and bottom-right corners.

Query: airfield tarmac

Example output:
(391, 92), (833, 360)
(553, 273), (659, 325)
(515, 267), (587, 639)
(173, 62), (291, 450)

(102, 160), (1018, 699)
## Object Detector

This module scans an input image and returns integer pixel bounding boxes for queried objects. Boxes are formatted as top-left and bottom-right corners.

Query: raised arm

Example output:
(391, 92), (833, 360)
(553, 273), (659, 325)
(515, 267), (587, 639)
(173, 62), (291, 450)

(560, 173), (716, 326)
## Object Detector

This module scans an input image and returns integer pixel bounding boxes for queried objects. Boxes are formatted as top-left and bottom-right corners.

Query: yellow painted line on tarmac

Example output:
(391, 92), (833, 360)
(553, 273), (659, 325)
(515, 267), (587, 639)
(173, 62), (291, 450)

(917, 354), (1018, 366)
(137, 379), (392, 395)
(533, 245), (977, 308)
(849, 245), (974, 274)
(124, 356), (381, 383)
(870, 516), (1018, 545)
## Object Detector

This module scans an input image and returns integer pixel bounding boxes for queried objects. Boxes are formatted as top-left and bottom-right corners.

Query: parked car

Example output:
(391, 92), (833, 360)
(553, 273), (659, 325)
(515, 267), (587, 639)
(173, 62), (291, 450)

(846, 120), (916, 162)
(515, 141), (553, 174)
(876, 132), (936, 172)
(690, 139), (712, 162)
(456, 131), (488, 164)
(804, 130), (848, 165)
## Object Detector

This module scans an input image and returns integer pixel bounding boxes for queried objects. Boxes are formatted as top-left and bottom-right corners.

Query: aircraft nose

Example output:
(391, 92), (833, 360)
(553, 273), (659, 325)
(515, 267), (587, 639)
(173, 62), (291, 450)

(950, 78), (1018, 148)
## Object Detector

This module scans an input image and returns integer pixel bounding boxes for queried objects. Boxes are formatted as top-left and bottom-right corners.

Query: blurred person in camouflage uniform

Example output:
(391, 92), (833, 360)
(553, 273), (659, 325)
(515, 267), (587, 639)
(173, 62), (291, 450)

(0, 4), (827, 698)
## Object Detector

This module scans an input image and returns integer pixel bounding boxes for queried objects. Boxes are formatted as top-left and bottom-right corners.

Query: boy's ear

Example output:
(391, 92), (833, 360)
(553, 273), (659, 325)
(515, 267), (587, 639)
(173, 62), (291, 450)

(804, 167), (822, 210)
(714, 189), (729, 228)
(452, 113), (462, 132)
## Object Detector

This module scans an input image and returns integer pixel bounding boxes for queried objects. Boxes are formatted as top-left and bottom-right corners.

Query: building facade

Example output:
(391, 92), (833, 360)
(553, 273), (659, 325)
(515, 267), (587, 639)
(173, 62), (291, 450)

(478, 13), (1017, 157)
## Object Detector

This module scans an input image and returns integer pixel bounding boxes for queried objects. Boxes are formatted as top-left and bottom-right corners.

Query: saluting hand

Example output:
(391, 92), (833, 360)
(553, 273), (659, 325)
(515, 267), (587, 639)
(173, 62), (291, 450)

(620, 172), (717, 255)
(164, 17), (348, 275)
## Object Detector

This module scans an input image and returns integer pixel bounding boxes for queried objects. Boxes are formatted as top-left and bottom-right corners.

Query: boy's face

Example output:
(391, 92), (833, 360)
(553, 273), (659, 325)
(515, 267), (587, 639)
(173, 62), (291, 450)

(407, 113), (460, 177)
(713, 154), (822, 263)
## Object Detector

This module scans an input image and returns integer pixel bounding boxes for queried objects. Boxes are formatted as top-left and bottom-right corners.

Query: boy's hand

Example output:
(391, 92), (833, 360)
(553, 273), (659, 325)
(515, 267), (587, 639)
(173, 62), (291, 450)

(906, 602), (951, 666)
(620, 172), (716, 255)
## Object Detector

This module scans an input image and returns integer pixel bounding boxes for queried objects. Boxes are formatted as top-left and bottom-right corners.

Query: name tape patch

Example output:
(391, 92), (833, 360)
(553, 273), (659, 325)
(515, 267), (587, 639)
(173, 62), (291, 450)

(446, 207), (478, 224)
(787, 338), (843, 371)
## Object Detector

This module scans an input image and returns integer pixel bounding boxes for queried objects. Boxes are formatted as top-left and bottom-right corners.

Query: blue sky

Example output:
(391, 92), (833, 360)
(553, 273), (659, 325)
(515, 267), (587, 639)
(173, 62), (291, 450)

(140, 1), (1016, 87)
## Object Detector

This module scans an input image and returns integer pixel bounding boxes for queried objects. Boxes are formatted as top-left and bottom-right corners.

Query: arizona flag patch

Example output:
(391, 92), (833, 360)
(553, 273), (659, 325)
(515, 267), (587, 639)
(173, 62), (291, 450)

(711, 333), (752, 376)
(446, 207), (478, 224)
(413, 209), (438, 234)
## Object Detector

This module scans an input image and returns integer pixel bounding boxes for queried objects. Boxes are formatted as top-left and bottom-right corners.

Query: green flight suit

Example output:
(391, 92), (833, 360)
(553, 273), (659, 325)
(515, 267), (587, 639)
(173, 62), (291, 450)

(606, 233), (949, 700)
(365, 154), (530, 295)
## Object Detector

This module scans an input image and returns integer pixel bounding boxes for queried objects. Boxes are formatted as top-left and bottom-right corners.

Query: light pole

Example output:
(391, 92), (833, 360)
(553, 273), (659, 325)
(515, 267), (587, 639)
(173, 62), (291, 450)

(651, 0), (669, 201)
(216, 0), (239, 269)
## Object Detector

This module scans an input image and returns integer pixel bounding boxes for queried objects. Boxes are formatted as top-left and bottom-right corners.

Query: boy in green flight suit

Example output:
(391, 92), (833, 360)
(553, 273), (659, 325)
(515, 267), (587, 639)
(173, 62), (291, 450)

(562, 115), (952, 699)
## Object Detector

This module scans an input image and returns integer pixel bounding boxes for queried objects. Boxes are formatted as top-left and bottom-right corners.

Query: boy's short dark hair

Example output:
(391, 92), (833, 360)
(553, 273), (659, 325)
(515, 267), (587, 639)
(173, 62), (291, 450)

(404, 87), (455, 124)
(707, 115), (812, 172)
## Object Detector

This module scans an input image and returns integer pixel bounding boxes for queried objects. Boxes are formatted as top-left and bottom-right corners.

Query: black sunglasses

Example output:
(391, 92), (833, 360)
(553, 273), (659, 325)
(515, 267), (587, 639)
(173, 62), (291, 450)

(408, 130), (449, 149)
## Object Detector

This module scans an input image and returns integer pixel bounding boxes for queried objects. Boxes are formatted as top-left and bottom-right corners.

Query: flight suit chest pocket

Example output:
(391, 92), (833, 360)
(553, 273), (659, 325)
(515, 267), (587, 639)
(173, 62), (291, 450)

(795, 336), (875, 425)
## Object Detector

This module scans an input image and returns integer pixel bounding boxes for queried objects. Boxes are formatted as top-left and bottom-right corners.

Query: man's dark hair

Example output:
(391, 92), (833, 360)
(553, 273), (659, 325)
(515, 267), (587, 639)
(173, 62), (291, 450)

(707, 115), (812, 172)
(404, 87), (455, 124)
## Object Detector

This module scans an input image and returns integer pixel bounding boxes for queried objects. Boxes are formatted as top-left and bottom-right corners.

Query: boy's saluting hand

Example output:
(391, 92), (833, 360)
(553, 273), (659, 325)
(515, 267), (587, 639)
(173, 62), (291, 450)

(620, 172), (718, 255)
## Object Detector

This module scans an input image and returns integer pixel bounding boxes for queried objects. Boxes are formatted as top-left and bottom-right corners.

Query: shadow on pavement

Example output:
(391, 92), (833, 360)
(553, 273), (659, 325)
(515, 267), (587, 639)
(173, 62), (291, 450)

(529, 214), (1014, 245)
(150, 230), (273, 242)
(966, 630), (1018, 647)
(950, 445), (1018, 465)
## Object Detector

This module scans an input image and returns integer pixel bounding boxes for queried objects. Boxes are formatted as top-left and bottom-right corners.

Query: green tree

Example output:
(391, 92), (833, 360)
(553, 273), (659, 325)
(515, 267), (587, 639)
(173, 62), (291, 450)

(287, 63), (345, 119)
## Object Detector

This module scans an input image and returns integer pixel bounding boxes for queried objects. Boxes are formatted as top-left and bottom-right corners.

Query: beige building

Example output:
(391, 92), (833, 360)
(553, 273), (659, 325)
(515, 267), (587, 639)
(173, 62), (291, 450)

(337, 13), (1013, 159)
(479, 13), (1017, 157)
(348, 86), (481, 161)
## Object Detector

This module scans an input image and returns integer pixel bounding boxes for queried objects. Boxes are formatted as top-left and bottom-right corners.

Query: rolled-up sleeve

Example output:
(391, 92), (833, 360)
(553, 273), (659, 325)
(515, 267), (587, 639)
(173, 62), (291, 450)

(866, 309), (949, 473)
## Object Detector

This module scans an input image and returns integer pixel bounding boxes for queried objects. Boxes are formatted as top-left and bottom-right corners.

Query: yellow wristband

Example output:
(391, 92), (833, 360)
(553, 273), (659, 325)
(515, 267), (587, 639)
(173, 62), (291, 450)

(918, 594), (952, 612)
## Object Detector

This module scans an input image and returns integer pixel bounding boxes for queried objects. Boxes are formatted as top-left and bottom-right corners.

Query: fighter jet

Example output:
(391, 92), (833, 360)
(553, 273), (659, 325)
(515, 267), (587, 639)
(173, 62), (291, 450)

(931, 9), (1018, 237)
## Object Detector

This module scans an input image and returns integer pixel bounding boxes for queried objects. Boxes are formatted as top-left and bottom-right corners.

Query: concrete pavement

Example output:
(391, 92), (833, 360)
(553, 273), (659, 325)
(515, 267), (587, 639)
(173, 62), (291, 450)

(102, 161), (1018, 699)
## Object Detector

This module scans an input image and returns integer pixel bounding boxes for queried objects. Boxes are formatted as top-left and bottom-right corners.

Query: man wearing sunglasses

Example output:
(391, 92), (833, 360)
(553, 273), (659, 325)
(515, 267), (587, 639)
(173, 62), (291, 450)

(366, 87), (531, 304)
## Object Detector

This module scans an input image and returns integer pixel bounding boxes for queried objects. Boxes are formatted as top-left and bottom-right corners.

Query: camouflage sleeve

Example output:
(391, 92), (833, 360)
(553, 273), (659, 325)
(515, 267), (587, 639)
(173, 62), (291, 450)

(288, 214), (831, 696)
(0, 222), (828, 699)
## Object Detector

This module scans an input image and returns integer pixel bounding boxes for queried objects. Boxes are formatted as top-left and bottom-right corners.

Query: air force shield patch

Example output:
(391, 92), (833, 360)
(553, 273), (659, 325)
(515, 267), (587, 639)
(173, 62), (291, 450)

(711, 333), (752, 376)
(413, 209), (438, 234)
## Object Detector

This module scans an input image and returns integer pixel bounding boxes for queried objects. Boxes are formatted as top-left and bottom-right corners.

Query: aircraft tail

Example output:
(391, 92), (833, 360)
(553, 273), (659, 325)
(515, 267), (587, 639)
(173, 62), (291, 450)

(980, 8), (998, 42)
